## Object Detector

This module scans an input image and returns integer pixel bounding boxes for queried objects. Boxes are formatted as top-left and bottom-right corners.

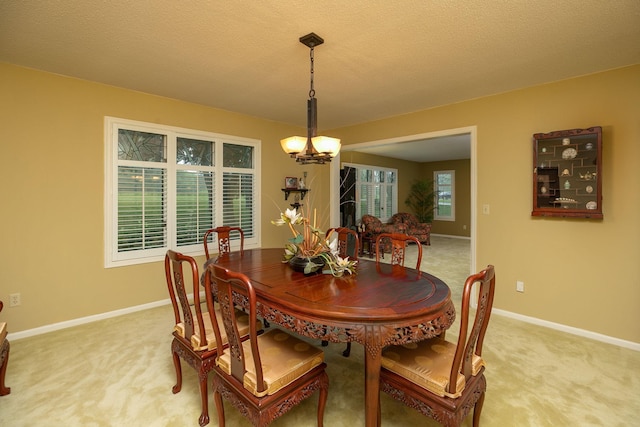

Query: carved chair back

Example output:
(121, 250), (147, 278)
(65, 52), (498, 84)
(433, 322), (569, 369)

(164, 250), (218, 426)
(375, 232), (422, 270)
(203, 226), (244, 260)
(326, 227), (359, 260)
(165, 250), (213, 350)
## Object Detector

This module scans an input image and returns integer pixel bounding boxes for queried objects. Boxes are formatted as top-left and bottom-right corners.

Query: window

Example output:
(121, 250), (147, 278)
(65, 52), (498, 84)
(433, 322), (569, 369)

(434, 170), (455, 221)
(105, 117), (260, 267)
(345, 163), (397, 222)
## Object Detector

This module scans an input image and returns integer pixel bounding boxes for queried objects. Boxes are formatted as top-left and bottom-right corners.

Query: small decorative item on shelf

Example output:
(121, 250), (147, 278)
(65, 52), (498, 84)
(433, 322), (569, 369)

(285, 176), (298, 189)
(272, 207), (357, 276)
(298, 172), (307, 189)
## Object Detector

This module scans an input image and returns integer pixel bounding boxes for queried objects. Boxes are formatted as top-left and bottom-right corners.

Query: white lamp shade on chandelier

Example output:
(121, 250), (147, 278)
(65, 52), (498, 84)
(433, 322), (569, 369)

(280, 33), (341, 165)
(280, 135), (341, 158)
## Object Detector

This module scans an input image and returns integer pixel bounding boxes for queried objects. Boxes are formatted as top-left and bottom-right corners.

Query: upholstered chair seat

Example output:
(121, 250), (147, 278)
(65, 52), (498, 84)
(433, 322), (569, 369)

(174, 307), (257, 352)
(382, 337), (485, 398)
(217, 328), (325, 397)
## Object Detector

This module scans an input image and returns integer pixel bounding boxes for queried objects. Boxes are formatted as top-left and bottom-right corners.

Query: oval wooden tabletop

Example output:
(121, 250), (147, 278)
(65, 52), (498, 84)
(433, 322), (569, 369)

(210, 248), (452, 325)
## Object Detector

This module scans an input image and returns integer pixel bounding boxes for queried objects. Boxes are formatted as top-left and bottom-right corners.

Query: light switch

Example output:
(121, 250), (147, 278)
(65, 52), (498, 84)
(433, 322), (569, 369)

(482, 204), (490, 215)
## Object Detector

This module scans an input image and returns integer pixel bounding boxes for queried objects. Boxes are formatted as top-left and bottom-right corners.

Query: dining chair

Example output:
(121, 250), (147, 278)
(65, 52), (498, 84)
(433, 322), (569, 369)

(207, 263), (329, 427)
(203, 226), (244, 260)
(324, 227), (360, 356)
(0, 301), (10, 396)
(378, 265), (496, 427)
(164, 250), (260, 426)
(326, 227), (360, 260)
(375, 232), (422, 270)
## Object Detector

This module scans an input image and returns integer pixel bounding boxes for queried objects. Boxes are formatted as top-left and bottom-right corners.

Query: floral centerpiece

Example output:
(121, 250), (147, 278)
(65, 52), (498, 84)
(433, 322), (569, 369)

(272, 207), (357, 276)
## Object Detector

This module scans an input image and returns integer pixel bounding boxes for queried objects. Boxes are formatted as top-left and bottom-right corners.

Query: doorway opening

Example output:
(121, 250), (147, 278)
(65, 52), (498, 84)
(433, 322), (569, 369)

(330, 126), (477, 275)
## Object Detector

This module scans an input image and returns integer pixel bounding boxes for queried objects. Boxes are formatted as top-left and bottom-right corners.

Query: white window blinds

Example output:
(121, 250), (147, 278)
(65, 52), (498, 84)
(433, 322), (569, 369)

(105, 117), (260, 267)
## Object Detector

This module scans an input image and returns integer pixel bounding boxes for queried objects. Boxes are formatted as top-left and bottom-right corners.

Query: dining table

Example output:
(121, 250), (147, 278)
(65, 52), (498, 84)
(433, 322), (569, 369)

(205, 248), (455, 427)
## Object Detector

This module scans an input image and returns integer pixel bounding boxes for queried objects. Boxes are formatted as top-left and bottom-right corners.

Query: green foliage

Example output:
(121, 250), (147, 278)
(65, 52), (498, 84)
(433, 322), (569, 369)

(405, 179), (436, 223)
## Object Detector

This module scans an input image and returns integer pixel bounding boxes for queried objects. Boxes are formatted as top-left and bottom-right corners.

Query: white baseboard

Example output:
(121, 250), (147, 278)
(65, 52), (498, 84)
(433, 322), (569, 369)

(9, 290), (210, 341)
(493, 308), (640, 352)
(430, 233), (471, 240)
(7, 299), (172, 340)
(9, 295), (639, 352)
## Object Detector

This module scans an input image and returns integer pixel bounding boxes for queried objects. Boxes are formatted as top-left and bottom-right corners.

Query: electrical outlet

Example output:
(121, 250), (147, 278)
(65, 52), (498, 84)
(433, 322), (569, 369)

(516, 281), (524, 293)
(10, 293), (21, 307)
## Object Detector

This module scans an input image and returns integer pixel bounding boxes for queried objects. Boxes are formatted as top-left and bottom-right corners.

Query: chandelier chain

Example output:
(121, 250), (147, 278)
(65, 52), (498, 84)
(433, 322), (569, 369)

(309, 46), (315, 99)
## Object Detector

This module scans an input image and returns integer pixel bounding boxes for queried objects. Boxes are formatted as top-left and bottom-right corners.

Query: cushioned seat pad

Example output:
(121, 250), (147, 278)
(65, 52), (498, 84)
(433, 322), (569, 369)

(175, 307), (258, 351)
(217, 329), (325, 397)
(382, 337), (485, 398)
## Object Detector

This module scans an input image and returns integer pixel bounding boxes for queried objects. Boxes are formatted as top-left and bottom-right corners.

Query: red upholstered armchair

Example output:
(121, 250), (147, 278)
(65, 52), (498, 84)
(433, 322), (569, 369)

(361, 214), (407, 253)
(361, 213), (431, 254)
(389, 212), (432, 245)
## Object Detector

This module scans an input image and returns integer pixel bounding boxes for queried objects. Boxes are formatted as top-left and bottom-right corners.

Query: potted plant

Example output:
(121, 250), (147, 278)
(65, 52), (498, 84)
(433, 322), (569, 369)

(405, 179), (437, 223)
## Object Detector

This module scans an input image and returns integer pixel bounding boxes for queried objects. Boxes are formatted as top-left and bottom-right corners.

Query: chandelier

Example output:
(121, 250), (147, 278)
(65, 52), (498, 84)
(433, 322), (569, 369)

(280, 33), (341, 165)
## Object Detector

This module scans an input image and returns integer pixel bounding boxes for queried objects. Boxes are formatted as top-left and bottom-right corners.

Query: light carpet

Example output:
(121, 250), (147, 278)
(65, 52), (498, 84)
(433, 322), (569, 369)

(1, 236), (639, 426)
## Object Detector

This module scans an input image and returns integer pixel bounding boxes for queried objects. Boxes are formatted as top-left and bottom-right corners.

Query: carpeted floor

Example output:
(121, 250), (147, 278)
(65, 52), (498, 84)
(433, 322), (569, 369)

(1, 236), (639, 426)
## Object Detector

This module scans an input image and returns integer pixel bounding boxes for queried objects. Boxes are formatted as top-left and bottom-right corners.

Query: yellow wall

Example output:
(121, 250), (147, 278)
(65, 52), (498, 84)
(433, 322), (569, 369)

(330, 65), (640, 343)
(2, 62), (639, 344)
(0, 63), (318, 332)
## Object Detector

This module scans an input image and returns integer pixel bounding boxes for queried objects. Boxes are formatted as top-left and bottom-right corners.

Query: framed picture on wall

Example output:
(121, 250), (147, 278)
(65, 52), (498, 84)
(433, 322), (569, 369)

(285, 177), (299, 189)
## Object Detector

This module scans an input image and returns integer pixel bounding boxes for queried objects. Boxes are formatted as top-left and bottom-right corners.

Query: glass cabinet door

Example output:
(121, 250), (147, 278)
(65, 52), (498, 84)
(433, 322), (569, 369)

(532, 127), (602, 219)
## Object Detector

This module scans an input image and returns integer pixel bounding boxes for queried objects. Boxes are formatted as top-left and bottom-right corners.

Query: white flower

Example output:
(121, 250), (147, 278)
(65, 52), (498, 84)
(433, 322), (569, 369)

(284, 208), (302, 224)
(333, 255), (357, 275)
(284, 243), (297, 257)
(328, 237), (338, 256)
(271, 218), (286, 226)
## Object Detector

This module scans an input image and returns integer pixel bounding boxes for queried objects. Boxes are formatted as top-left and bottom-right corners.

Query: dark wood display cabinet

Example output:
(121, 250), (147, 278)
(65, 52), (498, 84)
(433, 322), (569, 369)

(532, 126), (602, 219)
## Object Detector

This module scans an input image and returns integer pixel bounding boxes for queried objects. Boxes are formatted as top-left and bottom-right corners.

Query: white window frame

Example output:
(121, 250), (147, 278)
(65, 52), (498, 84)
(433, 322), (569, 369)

(434, 170), (455, 221)
(344, 162), (398, 222)
(104, 117), (261, 268)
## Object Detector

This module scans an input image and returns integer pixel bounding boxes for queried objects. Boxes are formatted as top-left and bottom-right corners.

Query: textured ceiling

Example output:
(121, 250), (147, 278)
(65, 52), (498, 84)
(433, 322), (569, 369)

(1, 0), (639, 136)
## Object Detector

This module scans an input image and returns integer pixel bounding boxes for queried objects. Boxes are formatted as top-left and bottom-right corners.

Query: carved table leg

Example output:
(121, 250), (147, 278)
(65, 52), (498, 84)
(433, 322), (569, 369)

(0, 338), (10, 396)
(364, 327), (384, 427)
